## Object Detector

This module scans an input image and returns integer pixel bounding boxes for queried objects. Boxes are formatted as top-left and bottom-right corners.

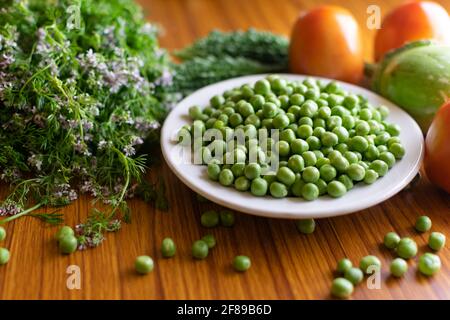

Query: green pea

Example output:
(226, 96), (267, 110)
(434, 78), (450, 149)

(280, 128), (296, 143)
(396, 237), (417, 259)
(251, 178), (268, 196)
(299, 100), (318, 118)
(250, 95), (265, 109)
(343, 151), (359, 164)
(229, 113), (243, 127)
(386, 123), (401, 136)
(233, 255), (251, 272)
(202, 234), (216, 249)
(276, 140), (290, 157)
(290, 139), (309, 155)
(59, 235), (78, 254)
(301, 183), (319, 201)
(314, 118), (327, 129)
(347, 163), (365, 181)
(262, 102), (278, 118)
(379, 152), (396, 168)
(276, 167), (296, 186)
(302, 166), (320, 183)
(338, 174), (354, 190)
(327, 115), (342, 130)
(345, 268), (364, 285)
(327, 181), (347, 198)
(418, 253), (441, 276)
(296, 219), (315, 234)
(134, 255), (154, 274)
(415, 215), (432, 233)
(291, 178), (305, 197)
(389, 143), (405, 159)
(384, 232), (401, 249)
(272, 114), (290, 129)
(55, 226), (74, 241)
(210, 95), (225, 108)
(302, 151), (317, 167)
(320, 164), (337, 182)
(364, 144), (379, 161)
(315, 179), (328, 195)
(337, 258), (353, 274)
(343, 95), (359, 109)
(298, 116), (313, 126)
(287, 154), (305, 173)
(207, 162), (221, 181)
(254, 79), (271, 95)
(359, 255), (381, 274)
(235, 176), (250, 191)
(244, 163), (261, 180)
(390, 258), (408, 277)
(201, 210), (219, 228)
(0, 227), (5, 242)
(161, 237), (176, 258)
(220, 210), (235, 227)
(364, 169), (379, 184)
(350, 136), (369, 152)
(428, 232), (445, 251)
(313, 127), (326, 138)
(331, 278), (354, 299)
(0, 247), (10, 265)
(331, 155), (349, 172)
(369, 159), (388, 177)
(270, 181), (288, 198)
(290, 93), (305, 106)
(192, 240), (209, 259)
(297, 124), (313, 139)
(231, 163), (245, 177)
(321, 132), (339, 147)
(219, 168), (234, 186)
(306, 136), (321, 150)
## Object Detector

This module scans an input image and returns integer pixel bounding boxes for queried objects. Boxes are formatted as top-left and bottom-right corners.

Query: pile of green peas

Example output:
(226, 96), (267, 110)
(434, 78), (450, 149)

(181, 75), (405, 200)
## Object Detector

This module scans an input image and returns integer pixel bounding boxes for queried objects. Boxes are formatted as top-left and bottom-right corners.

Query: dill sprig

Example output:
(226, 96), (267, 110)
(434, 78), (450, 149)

(175, 28), (289, 66)
(0, 0), (174, 248)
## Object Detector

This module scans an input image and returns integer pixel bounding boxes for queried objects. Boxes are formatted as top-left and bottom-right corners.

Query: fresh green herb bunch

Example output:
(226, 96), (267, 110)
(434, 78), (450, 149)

(175, 29), (289, 66)
(171, 55), (283, 96)
(0, 0), (173, 248)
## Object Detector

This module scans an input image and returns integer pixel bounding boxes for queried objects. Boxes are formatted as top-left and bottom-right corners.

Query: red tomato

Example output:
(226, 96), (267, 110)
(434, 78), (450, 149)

(424, 101), (450, 194)
(289, 6), (364, 84)
(374, 1), (450, 61)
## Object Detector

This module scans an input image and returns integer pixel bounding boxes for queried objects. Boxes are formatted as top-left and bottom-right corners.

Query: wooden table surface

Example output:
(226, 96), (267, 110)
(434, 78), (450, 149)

(1, 0), (450, 300)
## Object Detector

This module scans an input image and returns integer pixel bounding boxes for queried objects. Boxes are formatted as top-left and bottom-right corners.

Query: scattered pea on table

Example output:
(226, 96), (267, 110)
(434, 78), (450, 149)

(396, 237), (417, 259)
(331, 277), (354, 299)
(384, 232), (401, 249)
(135, 255), (154, 274)
(233, 255), (251, 272)
(0, 247), (10, 265)
(359, 255), (381, 274)
(192, 240), (209, 259)
(390, 258), (408, 277)
(415, 216), (432, 233)
(296, 219), (316, 234)
(428, 232), (446, 251)
(0, 227), (6, 242)
(161, 238), (176, 258)
(418, 253), (441, 276)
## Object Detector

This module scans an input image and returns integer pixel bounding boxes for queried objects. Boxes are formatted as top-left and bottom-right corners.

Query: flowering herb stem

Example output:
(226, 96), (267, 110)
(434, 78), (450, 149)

(0, 203), (44, 225)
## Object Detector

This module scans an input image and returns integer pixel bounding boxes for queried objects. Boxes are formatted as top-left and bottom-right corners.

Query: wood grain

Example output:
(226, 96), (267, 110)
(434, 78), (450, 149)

(1, 0), (450, 300)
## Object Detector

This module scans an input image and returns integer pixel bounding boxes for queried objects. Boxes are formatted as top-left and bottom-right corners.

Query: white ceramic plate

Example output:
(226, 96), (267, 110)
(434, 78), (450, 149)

(161, 74), (424, 219)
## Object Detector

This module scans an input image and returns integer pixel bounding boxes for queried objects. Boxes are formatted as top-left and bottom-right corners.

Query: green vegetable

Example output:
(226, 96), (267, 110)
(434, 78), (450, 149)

(418, 253), (441, 276)
(201, 234), (216, 249)
(161, 237), (176, 258)
(0, 247), (10, 265)
(59, 235), (78, 254)
(331, 278), (354, 299)
(383, 232), (401, 249)
(180, 76), (405, 201)
(135, 255), (154, 274)
(337, 258), (353, 274)
(55, 226), (74, 242)
(233, 255), (251, 272)
(371, 40), (450, 131)
(296, 219), (315, 234)
(220, 210), (235, 227)
(201, 210), (220, 228)
(192, 240), (209, 259)
(415, 216), (432, 233)
(396, 237), (417, 259)
(428, 232), (446, 251)
(390, 258), (408, 277)
(344, 267), (364, 285)
(0, 0), (171, 247)
(0, 227), (6, 242)
(359, 255), (381, 274)
(171, 56), (283, 96)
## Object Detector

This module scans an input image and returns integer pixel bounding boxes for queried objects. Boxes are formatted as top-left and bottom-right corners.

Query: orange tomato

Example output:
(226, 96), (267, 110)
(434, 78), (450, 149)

(424, 101), (450, 194)
(289, 6), (364, 84)
(374, 1), (450, 61)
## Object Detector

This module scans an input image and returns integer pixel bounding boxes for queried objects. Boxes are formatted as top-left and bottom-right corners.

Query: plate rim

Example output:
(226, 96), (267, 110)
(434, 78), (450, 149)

(161, 74), (424, 219)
